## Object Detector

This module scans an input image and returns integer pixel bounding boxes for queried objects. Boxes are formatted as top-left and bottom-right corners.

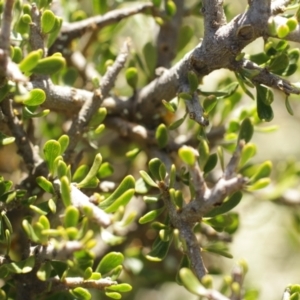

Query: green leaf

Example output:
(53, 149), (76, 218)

(99, 175), (135, 209)
(168, 113), (187, 130)
(235, 72), (254, 100)
(277, 24), (290, 38)
(104, 189), (135, 213)
(285, 96), (294, 115)
(0, 133), (15, 146)
(60, 176), (71, 207)
(96, 252), (124, 275)
(50, 260), (68, 278)
(188, 71), (199, 93)
(31, 54), (66, 75)
(146, 237), (172, 261)
(162, 99), (176, 113)
(64, 206), (80, 228)
(202, 241), (233, 258)
(178, 92), (192, 100)
(22, 107), (50, 119)
(152, 0), (162, 8)
(283, 63), (297, 76)
(143, 42), (157, 77)
(41, 10), (56, 34)
(125, 67), (138, 89)
(179, 268), (206, 295)
(36, 176), (54, 194)
(155, 124), (168, 148)
(250, 160), (272, 182)
(37, 261), (52, 281)
(73, 165), (89, 182)
(200, 82), (239, 99)
(0, 82), (14, 103)
(77, 153), (102, 188)
(139, 170), (158, 188)
(43, 140), (61, 175)
(268, 52), (289, 75)
(57, 160), (69, 179)
(165, 0), (177, 16)
(5, 256), (35, 274)
(205, 191), (243, 217)
(247, 178), (271, 191)
(149, 158), (165, 181)
(106, 284), (132, 293)
(58, 135), (69, 155)
(177, 25), (194, 52)
(22, 219), (39, 242)
(249, 52), (269, 65)
(47, 17), (63, 48)
(178, 146), (196, 166)
(71, 287), (91, 300)
(288, 48), (300, 64)
(238, 117), (253, 143)
(256, 85), (274, 121)
(198, 137), (210, 169)
(239, 143), (256, 167)
(203, 153), (218, 174)
(169, 164), (176, 188)
(19, 50), (43, 73)
(12, 46), (23, 63)
(98, 162), (114, 178)
(203, 95), (218, 113)
(105, 292), (121, 299)
(139, 207), (165, 224)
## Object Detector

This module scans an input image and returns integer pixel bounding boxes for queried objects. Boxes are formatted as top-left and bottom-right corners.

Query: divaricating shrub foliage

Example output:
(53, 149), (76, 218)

(0, 0), (300, 299)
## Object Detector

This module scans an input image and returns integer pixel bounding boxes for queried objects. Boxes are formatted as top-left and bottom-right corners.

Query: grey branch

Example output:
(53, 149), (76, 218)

(232, 59), (300, 95)
(51, 276), (117, 291)
(29, 4), (45, 52)
(0, 0), (15, 84)
(0, 99), (42, 173)
(53, 179), (111, 227)
(70, 183), (111, 227)
(30, 241), (83, 261)
(271, 0), (292, 14)
(52, 3), (153, 51)
(160, 143), (246, 280)
(65, 41), (129, 161)
(156, 0), (184, 68)
(202, 0), (227, 34)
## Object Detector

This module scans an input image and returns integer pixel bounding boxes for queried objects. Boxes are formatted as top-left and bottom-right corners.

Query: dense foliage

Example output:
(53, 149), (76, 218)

(0, 0), (300, 299)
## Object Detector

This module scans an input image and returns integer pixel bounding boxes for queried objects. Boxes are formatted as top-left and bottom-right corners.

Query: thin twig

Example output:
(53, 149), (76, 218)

(1, 99), (42, 173)
(65, 41), (130, 162)
(202, 0), (227, 35)
(0, 0), (14, 84)
(271, 0), (292, 15)
(51, 3), (153, 53)
(156, 0), (184, 68)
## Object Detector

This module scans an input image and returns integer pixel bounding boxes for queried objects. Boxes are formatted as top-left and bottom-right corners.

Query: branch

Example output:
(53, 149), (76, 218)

(30, 241), (83, 261)
(29, 3), (45, 52)
(0, 99), (42, 173)
(69, 51), (101, 85)
(50, 3), (153, 53)
(232, 59), (300, 95)
(159, 182), (207, 279)
(202, 0), (227, 35)
(65, 41), (129, 162)
(156, 0), (184, 68)
(53, 180), (111, 228)
(51, 276), (117, 292)
(271, 0), (292, 14)
(0, 0), (25, 84)
(272, 16), (300, 43)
